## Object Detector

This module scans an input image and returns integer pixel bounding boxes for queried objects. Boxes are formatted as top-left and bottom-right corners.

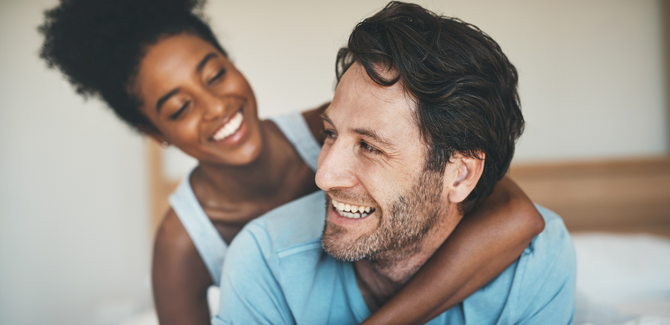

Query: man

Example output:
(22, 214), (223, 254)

(213, 2), (575, 324)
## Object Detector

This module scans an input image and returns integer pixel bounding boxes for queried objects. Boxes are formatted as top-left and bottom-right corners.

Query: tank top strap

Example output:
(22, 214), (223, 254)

(169, 170), (227, 286)
(269, 112), (321, 172)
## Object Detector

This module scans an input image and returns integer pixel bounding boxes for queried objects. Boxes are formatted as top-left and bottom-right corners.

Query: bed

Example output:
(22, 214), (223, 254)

(120, 153), (670, 325)
(510, 157), (670, 325)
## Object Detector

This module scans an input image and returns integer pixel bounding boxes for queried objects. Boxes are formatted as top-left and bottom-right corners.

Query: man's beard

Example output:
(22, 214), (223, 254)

(321, 166), (445, 263)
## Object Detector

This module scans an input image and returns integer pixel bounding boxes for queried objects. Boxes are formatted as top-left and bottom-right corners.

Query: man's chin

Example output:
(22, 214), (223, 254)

(322, 220), (378, 262)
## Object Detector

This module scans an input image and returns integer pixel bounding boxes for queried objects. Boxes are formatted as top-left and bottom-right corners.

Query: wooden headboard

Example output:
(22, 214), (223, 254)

(508, 157), (670, 237)
(148, 140), (670, 238)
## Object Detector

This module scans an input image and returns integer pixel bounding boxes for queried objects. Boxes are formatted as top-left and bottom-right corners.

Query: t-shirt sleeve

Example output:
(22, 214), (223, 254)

(514, 216), (577, 325)
(212, 224), (295, 325)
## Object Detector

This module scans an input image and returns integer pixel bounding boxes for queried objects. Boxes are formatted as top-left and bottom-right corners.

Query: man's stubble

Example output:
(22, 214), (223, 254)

(322, 165), (445, 265)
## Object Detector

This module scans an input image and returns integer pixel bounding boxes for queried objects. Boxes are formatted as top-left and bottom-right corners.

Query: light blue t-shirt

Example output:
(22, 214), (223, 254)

(213, 191), (576, 325)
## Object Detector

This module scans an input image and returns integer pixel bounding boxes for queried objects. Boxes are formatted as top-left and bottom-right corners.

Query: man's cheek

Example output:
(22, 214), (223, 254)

(358, 173), (395, 208)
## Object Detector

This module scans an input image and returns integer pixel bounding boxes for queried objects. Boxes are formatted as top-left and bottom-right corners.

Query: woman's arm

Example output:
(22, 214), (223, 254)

(361, 177), (544, 325)
(152, 210), (213, 325)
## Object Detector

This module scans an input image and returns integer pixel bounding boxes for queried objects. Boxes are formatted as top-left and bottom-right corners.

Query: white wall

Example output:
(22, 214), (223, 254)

(168, 0), (669, 175)
(0, 1), (151, 324)
(202, 0), (667, 164)
(0, 1), (667, 325)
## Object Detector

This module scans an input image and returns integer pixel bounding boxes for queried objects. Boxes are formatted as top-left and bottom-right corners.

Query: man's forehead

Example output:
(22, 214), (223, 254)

(328, 63), (418, 135)
(341, 63), (410, 104)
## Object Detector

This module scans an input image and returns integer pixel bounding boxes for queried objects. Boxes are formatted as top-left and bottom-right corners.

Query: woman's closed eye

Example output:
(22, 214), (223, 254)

(169, 101), (191, 120)
(208, 68), (226, 86)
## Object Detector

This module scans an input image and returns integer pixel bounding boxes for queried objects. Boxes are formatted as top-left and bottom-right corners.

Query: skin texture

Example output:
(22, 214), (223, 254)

(139, 34), (321, 324)
(317, 62), (544, 320)
(318, 64), (460, 277)
(136, 33), (542, 325)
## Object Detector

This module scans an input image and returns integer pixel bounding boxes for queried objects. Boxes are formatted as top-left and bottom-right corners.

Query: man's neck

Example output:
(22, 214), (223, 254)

(353, 205), (463, 312)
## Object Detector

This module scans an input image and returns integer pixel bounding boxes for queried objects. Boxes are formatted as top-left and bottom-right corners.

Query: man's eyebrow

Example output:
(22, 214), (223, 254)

(156, 88), (180, 113)
(197, 52), (218, 73)
(321, 112), (393, 147)
(352, 127), (393, 147)
(319, 112), (334, 125)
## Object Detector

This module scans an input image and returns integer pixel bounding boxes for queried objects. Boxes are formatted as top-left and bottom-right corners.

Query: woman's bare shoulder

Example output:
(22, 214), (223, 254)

(152, 209), (213, 324)
(152, 209), (210, 282)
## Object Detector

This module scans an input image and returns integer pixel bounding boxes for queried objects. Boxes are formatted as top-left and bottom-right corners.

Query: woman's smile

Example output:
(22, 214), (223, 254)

(211, 110), (244, 142)
(208, 107), (249, 148)
(135, 33), (264, 166)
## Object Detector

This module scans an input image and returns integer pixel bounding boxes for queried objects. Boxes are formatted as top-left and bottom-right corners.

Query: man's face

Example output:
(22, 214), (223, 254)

(316, 63), (446, 262)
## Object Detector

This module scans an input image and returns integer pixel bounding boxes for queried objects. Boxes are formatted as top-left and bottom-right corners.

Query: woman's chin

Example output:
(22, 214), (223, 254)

(227, 140), (264, 166)
(212, 128), (264, 167)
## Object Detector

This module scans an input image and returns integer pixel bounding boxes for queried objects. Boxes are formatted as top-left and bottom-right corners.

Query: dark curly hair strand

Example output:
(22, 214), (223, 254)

(39, 0), (227, 132)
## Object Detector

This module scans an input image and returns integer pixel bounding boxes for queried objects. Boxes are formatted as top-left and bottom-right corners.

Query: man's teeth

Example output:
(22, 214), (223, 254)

(213, 112), (243, 141)
(332, 199), (374, 219)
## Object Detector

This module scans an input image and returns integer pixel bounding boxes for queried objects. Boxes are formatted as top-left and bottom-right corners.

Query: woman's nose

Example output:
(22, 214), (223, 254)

(201, 92), (227, 121)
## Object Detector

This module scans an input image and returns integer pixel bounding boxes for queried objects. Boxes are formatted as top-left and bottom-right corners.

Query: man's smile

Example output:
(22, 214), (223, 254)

(331, 199), (376, 219)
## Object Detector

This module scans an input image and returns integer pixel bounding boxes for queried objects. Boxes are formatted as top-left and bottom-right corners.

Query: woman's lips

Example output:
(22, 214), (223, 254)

(208, 104), (249, 147)
(212, 110), (244, 141)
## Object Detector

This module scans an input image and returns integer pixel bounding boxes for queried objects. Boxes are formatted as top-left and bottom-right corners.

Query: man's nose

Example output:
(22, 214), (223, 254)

(315, 140), (358, 191)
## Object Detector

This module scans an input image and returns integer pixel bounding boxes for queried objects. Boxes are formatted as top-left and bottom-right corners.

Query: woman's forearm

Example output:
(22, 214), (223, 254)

(361, 177), (543, 325)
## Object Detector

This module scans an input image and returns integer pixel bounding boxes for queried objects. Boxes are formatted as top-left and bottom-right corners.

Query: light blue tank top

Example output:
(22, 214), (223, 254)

(168, 112), (321, 286)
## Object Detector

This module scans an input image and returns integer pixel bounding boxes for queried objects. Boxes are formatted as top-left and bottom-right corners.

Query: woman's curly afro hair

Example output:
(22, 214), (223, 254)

(39, 0), (227, 132)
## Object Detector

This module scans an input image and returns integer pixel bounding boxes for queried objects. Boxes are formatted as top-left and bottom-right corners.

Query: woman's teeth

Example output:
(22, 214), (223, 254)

(332, 199), (374, 219)
(212, 112), (244, 141)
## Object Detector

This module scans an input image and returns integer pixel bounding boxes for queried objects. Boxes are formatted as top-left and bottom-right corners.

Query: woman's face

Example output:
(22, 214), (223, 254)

(135, 33), (263, 166)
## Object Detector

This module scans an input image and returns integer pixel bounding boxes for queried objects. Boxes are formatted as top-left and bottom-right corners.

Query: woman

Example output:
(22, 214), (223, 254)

(39, 0), (543, 324)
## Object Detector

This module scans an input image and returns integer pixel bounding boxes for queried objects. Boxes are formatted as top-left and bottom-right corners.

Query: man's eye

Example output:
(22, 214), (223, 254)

(360, 141), (381, 155)
(323, 129), (337, 139)
(169, 101), (190, 120)
(208, 68), (226, 85)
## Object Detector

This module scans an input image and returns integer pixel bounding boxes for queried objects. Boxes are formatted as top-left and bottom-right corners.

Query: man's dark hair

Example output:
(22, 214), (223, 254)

(39, 0), (226, 132)
(336, 1), (524, 213)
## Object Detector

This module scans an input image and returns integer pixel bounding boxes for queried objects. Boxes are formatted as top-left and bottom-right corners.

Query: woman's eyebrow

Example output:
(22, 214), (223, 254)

(156, 88), (180, 113)
(156, 52), (219, 113)
(196, 52), (218, 72)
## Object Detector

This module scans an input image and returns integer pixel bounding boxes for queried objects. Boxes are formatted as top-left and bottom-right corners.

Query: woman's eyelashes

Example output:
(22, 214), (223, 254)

(163, 66), (227, 121)
(169, 100), (191, 120)
(208, 68), (226, 86)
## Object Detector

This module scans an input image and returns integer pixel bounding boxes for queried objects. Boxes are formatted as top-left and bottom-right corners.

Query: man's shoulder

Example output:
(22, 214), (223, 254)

(457, 205), (576, 325)
(232, 190), (327, 260)
(513, 204), (576, 292)
(527, 204), (576, 267)
(508, 204), (576, 323)
(216, 191), (352, 325)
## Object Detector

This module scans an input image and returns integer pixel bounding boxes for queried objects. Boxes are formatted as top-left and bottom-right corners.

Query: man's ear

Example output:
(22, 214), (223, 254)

(447, 152), (485, 203)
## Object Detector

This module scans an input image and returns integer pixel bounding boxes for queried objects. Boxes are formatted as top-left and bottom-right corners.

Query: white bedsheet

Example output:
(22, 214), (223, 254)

(117, 233), (670, 325)
(572, 233), (670, 325)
